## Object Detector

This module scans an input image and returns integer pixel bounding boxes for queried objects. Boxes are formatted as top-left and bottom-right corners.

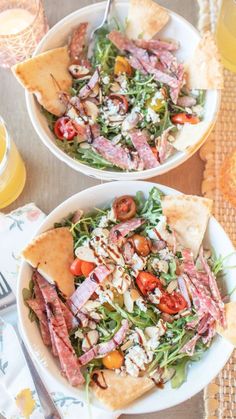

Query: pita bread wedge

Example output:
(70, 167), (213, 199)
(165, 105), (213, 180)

(185, 31), (223, 90)
(22, 227), (75, 297)
(12, 47), (72, 116)
(216, 302), (236, 346)
(91, 369), (154, 410)
(162, 195), (212, 258)
(172, 121), (210, 151)
(126, 0), (169, 40)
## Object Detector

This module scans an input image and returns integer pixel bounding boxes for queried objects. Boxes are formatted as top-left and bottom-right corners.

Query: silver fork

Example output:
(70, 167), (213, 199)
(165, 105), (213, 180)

(0, 274), (62, 419)
(87, 0), (114, 58)
(0, 272), (16, 311)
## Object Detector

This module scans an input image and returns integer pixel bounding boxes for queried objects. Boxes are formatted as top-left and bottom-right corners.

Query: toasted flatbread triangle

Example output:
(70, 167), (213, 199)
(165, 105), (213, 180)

(172, 121), (210, 151)
(185, 31), (223, 90)
(162, 195), (212, 258)
(216, 302), (236, 346)
(12, 47), (72, 116)
(126, 0), (169, 40)
(22, 227), (75, 297)
(91, 369), (154, 410)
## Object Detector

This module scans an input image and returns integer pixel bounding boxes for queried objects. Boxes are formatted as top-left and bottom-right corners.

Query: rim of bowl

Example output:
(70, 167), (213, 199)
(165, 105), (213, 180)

(25, 1), (221, 180)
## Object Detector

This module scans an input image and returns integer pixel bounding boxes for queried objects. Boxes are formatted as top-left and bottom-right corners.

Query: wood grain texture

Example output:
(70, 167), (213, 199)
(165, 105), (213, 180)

(0, 1), (204, 418)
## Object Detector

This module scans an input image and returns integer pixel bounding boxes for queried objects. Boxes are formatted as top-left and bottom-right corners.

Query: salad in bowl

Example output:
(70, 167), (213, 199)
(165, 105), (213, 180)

(19, 182), (236, 413)
(12, 0), (222, 180)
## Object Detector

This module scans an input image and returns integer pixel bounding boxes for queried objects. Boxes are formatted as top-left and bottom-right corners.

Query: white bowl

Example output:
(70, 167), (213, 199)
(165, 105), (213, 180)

(26, 1), (220, 181)
(17, 181), (235, 417)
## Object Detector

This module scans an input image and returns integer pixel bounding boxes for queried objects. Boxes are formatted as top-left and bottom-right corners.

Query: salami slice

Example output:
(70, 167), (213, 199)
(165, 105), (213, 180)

(91, 136), (141, 171)
(128, 56), (147, 74)
(140, 60), (179, 89)
(79, 69), (100, 99)
(109, 218), (144, 245)
(135, 39), (179, 51)
(68, 265), (111, 315)
(35, 272), (84, 386)
(59, 300), (79, 331)
(130, 131), (159, 169)
(27, 298), (51, 347)
(108, 31), (150, 63)
(68, 22), (88, 63)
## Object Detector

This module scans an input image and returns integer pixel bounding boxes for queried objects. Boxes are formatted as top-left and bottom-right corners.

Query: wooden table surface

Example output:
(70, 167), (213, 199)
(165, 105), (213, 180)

(0, 1), (205, 418)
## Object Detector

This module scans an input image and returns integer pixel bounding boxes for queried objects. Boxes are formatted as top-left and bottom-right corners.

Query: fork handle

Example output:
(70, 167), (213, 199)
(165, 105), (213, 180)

(102, 0), (114, 25)
(16, 330), (62, 419)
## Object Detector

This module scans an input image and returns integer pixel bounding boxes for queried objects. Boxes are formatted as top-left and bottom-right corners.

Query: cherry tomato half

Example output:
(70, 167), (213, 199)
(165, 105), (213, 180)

(113, 195), (136, 221)
(102, 350), (124, 369)
(158, 291), (187, 314)
(109, 94), (129, 115)
(129, 234), (151, 257)
(81, 261), (96, 277)
(70, 258), (83, 276)
(171, 113), (200, 125)
(136, 272), (163, 296)
(54, 117), (77, 140)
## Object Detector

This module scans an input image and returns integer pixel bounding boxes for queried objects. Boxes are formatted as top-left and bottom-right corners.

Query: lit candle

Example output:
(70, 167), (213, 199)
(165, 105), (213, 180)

(0, 8), (34, 35)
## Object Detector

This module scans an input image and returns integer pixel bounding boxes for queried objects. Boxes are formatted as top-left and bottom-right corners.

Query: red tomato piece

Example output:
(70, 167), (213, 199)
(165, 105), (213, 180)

(54, 117), (77, 140)
(171, 113), (200, 125)
(70, 258), (83, 276)
(81, 261), (96, 277)
(136, 272), (163, 296)
(158, 291), (187, 314)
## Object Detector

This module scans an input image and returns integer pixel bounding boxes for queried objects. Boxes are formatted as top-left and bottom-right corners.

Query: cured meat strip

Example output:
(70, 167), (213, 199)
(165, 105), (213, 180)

(135, 39), (179, 51)
(139, 59), (179, 90)
(182, 250), (224, 326)
(59, 300), (79, 330)
(199, 247), (226, 328)
(79, 320), (129, 365)
(35, 272), (84, 386)
(27, 299), (51, 347)
(151, 49), (177, 71)
(108, 31), (150, 63)
(68, 22), (88, 63)
(130, 131), (159, 169)
(79, 69), (100, 99)
(128, 56), (147, 75)
(109, 218), (144, 245)
(180, 334), (200, 356)
(91, 136), (140, 171)
(68, 265), (111, 315)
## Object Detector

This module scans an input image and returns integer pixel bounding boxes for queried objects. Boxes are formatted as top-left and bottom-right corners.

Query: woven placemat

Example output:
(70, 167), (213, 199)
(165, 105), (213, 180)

(197, 1), (236, 418)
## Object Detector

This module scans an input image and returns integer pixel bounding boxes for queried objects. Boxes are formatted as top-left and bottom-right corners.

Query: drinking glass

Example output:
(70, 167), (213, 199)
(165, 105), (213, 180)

(0, 117), (26, 209)
(0, 0), (48, 68)
(216, 0), (236, 73)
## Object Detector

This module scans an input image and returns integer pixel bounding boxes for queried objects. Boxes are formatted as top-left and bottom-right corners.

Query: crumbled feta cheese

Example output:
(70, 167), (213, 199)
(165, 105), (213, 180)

(191, 89), (199, 97)
(97, 288), (114, 304)
(136, 297), (147, 312)
(158, 247), (174, 261)
(168, 134), (175, 143)
(148, 287), (162, 304)
(117, 74), (128, 91)
(107, 99), (120, 115)
(125, 345), (149, 377)
(83, 300), (101, 312)
(66, 107), (78, 120)
(146, 107), (160, 123)
(130, 253), (146, 271)
(151, 90), (164, 104)
(92, 227), (109, 238)
(102, 75), (110, 85)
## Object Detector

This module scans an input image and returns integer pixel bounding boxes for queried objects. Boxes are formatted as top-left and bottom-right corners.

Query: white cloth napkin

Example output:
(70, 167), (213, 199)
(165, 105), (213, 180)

(0, 204), (118, 419)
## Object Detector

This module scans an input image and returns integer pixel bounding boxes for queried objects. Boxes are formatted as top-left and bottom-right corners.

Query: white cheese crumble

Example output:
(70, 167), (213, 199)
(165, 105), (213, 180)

(192, 104), (204, 117)
(125, 345), (149, 377)
(135, 297), (147, 312)
(102, 75), (110, 85)
(146, 107), (160, 123)
(148, 287), (162, 304)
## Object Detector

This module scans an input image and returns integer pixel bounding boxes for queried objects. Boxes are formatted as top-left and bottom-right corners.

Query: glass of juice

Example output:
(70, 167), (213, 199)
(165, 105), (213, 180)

(0, 117), (26, 209)
(216, 0), (236, 73)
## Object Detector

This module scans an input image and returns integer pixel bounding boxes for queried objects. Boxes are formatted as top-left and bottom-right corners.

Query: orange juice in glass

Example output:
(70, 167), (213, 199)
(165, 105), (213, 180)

(0, 118), (26, 209)
(216, 0), (236, 73)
